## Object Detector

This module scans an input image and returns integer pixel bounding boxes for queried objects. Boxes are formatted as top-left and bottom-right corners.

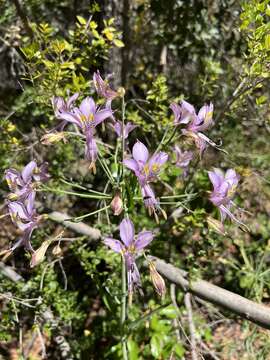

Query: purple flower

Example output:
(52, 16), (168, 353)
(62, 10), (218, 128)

(52, 93), (79, 131)
(104, 218), (154, 294)
(123, 141), (168, 186)
(112, 121), (137, 139)
(7, 192), (40, 252)
(170, 101), (196, 126)
(174, 146), (193, 177)
(187, 102), (214, 133)
(57, 96), (112, 170)
(170, 100), (215, 156)
(5, 161), (49, 200)
(208, 168), (244, 225)
(93, 70), (118, 101)
(4, 161), (49, 254)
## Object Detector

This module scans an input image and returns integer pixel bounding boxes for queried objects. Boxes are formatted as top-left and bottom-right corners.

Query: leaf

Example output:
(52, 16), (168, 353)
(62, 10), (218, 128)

(127, 339), (140, 360)
(104, 30), (114, 41)
(77, 16), (86, 25)
(150, 315), (170, 332)
(150, 334), (163, 358)
(204, 327), (212, 342)
(159, 305), (178, 319)
(265, 34), (270, 49)
(256, 95), (267, 105)
(240, 273), (254, 289)
(113, 39), (125, 48)
(60, 62), (75, 70)
(174, 343), (185, 358)
(90, 21), (97, 29)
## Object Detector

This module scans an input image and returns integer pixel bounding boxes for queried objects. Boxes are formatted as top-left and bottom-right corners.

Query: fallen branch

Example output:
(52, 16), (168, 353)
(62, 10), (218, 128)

(149, 257), (270, 330)
(48, 211), (101, 240)
(184, 292), (198, 360)
(0, 262), (24, 282)
(47, 212), (270, 329)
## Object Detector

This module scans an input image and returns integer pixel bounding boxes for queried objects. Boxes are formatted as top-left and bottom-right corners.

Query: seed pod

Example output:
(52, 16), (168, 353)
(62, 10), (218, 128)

(52, 243), (62, 257)
(207, 216), (226, 236)
(117, 87), (126, 98)
(110, 190), (123, 216)
(30, 240), (51, 267)
(41, 132), (67, 145)
(149, 261), (166, 298)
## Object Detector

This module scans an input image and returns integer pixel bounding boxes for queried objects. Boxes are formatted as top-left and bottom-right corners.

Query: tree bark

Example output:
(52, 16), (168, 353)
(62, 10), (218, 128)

(149, 256), (270, 330)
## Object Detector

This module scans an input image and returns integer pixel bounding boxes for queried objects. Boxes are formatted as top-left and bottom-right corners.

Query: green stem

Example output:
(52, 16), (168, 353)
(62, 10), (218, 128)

(97, 157), (115, 184)
(41, 186), (111, 199)
(71, 205), (110, 222)
(154, 125), (170, 153)
(163, 126), (178, 146)
(121, 96), (126, 181)
(121, 256), (128, 360)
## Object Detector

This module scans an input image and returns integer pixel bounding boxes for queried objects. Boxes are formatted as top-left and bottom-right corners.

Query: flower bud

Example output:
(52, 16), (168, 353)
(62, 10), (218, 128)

(52, 243), (62, 257)
(207, 216), (226, 236)
(117, 87), (125, 98)
(30, 240), (51, 267)
(110, 191), (123, 216)
(41, 132), (67, 145)
(149, 262), (166, 298)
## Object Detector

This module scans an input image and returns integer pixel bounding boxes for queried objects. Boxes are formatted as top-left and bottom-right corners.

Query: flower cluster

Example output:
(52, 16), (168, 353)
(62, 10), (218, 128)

(53, 95), (112, 173)
(208, 168), (244, 226)
(123, 141), (168, 219)
(3, 69), (247, 304)
(170, 100), (215, 157)
(49, 72), (136, 173)
(4, 161), (49, 252)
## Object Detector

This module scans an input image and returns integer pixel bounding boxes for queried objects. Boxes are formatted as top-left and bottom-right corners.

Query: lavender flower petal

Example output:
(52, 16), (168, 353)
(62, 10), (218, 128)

(94, 108), (113, 126)
(79, 97), (96, 117)
(132, 141), (149, 164)
(170, 103), (182, 124)
(123, 159), (139, 173)
(104, 238), (124, 253)
(85, 134), (98, 164)
(120, 218), (134, 247)
(135, 231), (154, 250)
(21, 161), (37, 183)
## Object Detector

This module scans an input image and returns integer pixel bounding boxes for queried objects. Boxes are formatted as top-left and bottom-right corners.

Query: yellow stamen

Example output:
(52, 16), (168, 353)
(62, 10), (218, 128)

(228, 184), (237, 197)
(205, 111), (213, 124)
(152, 163), (160, 173)
(144, 165), (150, 175)
(128, 244), (136, 254)
(81, 113), (95, 122)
